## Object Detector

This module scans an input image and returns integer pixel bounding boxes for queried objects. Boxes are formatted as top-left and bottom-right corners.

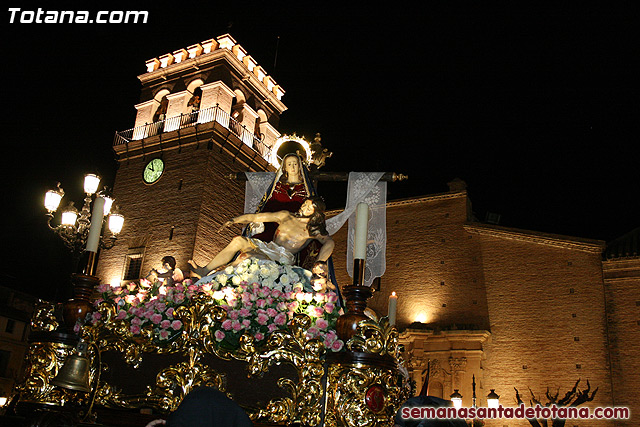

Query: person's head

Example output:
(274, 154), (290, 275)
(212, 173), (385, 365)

(280, 154), (303, 183)
(299, 196), (328, 236)
(161, 256), (176, 270)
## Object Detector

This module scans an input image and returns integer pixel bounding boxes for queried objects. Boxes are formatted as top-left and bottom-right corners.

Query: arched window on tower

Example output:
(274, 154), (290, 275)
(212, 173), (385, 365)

(150, 92), (169, 136)
(230, 91), (245, 138)
(182, 79), (203, 127)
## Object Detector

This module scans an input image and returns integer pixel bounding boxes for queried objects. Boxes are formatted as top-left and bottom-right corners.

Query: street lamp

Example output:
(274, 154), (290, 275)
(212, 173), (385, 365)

(487, 389), (500, 409)
(44, 173), (124, 329)
(450, 389), (463, 409)
(44, 174), (124, 258)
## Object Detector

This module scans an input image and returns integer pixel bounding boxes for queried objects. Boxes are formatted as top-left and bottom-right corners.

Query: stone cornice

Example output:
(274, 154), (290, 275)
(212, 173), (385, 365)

(464, 222), (605, 254)
(139, 36), (287, 114)
(326, 191), (466, 216)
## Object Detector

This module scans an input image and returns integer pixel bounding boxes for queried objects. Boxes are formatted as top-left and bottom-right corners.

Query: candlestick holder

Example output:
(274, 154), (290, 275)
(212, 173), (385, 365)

(335, 258), (373, 341)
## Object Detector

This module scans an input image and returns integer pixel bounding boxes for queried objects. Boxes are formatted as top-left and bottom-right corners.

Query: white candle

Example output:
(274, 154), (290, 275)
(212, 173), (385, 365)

(354, 202), (369, 260)
(388, 291), (398, 325)
(86, 196), (105, 252)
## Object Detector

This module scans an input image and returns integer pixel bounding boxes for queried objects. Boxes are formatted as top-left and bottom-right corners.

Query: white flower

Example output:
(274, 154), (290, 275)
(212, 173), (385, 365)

(280, 274), (290, 285)
(225, 266), (234, 275)
(217, 274), (228, 284)
(262, 278), (274, 289)
(232, 275), (242, 285)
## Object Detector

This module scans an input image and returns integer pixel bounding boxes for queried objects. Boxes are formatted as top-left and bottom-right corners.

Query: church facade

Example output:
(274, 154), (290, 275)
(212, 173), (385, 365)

(96, 34), (639, 426)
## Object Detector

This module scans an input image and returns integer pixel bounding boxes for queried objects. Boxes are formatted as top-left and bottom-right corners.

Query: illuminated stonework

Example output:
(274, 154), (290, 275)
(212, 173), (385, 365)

(144, 33), (285, 102)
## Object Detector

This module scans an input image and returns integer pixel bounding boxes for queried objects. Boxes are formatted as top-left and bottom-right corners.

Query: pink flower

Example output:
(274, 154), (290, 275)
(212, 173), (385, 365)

(315, 318), (329, 330)
(159, 329), (169, 340)
(131, 317), (142, 326)
(254, 332), (264, 341)
(267, 324), (278, 332)
(228, 310), (239, 320)
(150, 313), (163, 324)
(232, 320), (243, 331)
(160, 320), (171, 329)
(127, 283), (137, 292)
(73, 322), (81, 333)
(171, 320), (183, 331)
(324, 303), (335, 314)
(306, 327), (319, 338)
(266, 308), (277, 318)
(214, 330), (225, 342)
(327, 293), (338, 303)
(112, 286), (123, 295)
(166, 308), (174, 318)
(174, 293), (185, 304)
(256, 299), (266, 309)
(221, 319), (232, 330)
(274, 313), (287, 326)
(242, 319), (251, 328)
(97, 283), (110, 293)
(276, 302), (288, 312)
(238, 308), (251, 317)
(116, 310), (127, 320)
(331, 340), (344, 352)
(130, 325), (141, 334)
(271, 289), (282, 298)
(257, 313), (269, 325)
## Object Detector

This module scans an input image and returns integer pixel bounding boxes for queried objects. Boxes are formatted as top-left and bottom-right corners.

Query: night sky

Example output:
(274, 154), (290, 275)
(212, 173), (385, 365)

(2, 3), (638, 299)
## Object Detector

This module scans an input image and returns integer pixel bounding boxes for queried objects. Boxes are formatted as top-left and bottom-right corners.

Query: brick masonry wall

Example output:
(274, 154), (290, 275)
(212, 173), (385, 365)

(96, 144), (255, 284)
(603, 258), (640, 427)
(476, 234), (614, 427)
(330, 193), (490, 331)
(332, 191), (617, 426)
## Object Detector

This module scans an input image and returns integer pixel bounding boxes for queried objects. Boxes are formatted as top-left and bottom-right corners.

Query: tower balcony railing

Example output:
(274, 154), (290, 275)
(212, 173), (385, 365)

(113, 105), (271, 161)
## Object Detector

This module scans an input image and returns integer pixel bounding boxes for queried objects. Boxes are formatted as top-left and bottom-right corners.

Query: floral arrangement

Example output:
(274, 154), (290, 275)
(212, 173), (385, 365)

(82, 258), (345, 352)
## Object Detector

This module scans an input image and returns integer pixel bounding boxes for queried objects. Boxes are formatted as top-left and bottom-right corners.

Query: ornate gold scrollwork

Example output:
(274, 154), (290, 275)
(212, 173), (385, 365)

(325, 316), (410, 427)
(15, 296), (407, 426)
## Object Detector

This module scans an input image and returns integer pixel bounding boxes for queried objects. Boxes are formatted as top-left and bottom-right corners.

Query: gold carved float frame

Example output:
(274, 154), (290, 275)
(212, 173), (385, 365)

(14, 296), (410, 426)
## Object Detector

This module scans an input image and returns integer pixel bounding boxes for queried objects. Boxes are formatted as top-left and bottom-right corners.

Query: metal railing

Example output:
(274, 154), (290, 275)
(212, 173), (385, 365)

(114, 105), (271, 161)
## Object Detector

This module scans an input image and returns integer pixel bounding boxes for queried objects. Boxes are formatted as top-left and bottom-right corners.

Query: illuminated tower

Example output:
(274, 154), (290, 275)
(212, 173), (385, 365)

(96, 34), (286, 285)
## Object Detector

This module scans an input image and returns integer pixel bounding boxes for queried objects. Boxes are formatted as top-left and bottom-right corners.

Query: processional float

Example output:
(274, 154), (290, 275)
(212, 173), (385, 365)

(9, 156), (412, 426)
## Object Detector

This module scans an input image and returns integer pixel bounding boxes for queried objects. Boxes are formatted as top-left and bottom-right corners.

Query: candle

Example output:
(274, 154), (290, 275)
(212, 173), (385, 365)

(86, 196), (105, 252)
(388, 291), (398, 325)
(354, 202), (369, 260)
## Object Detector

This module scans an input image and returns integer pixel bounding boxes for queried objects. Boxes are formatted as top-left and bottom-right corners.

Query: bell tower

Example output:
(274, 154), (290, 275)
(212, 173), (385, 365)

(97, 34), (287, 285)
